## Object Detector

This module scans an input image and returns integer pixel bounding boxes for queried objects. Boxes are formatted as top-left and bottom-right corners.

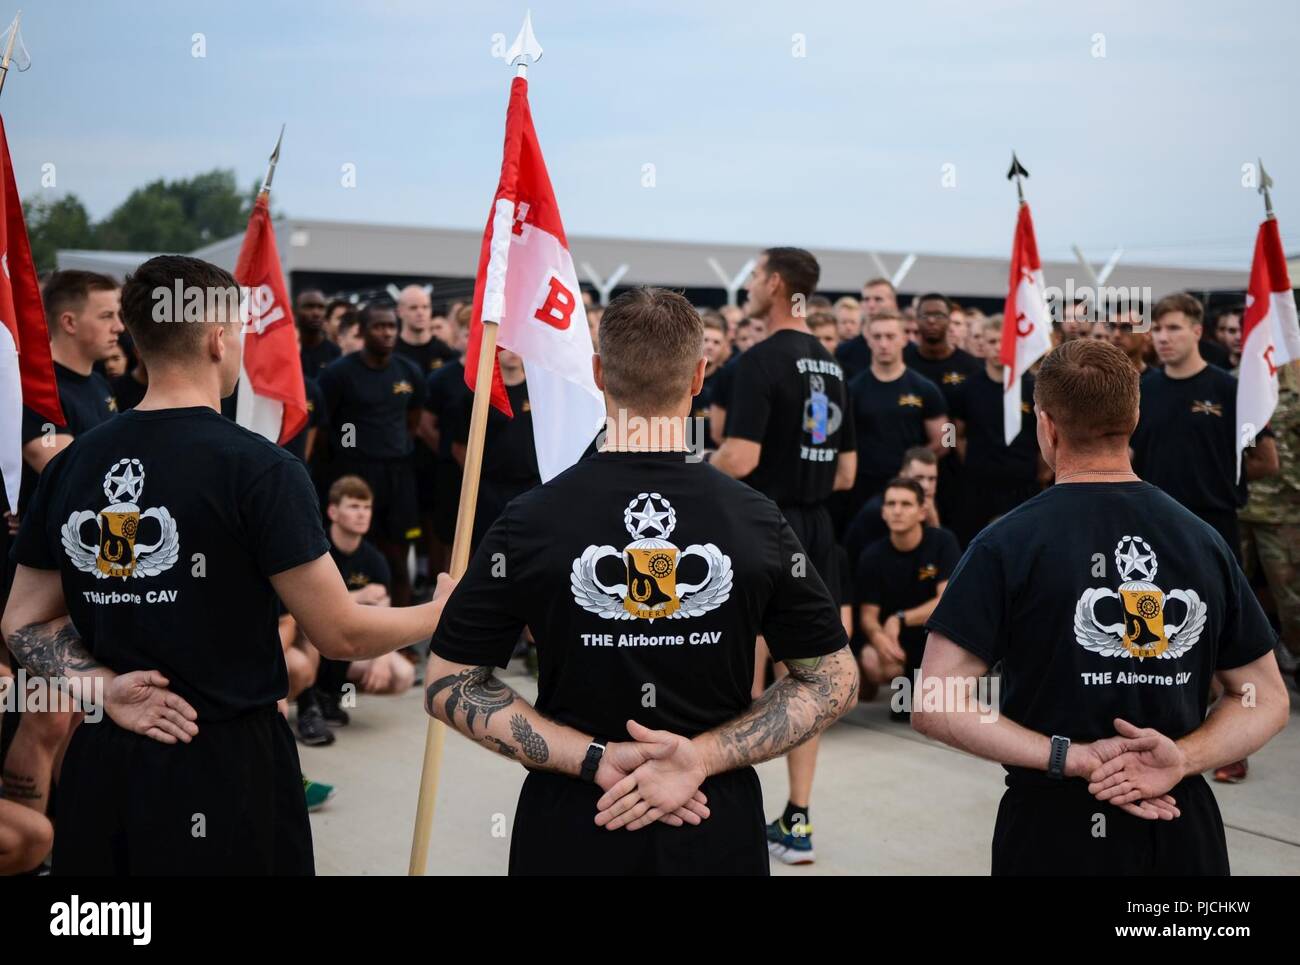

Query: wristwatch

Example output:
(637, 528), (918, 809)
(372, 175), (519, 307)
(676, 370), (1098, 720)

(1047, 735), (1071, 780)
(580, 739), (607, 783)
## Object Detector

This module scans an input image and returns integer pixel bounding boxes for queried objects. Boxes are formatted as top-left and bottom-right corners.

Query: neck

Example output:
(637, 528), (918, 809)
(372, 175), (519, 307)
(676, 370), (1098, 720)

(600, 405), (692, 452)
(330, 522), (362, 554)
(916, 339), (953, 361)
(890, 524), (924, 551)
(500, 366), (525, 387)
(1164, 354), (1206, 379)
(300, 328), (323, 348)
(133, 364), (222, 412)
(871, 359), (905, 380)
(361, 348), (391, 369)
(50, 341), (93, 376)
(765, 305), (807, 335)
(401, 328), (432, 346)
(984, 360), (1003, 383)
(1052, 446), (1137, 483)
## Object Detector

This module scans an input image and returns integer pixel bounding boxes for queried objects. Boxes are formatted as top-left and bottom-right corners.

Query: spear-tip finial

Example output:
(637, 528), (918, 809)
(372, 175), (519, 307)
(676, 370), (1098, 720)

(261, 123), (285, 194)
(0, 10), (31, 99)
(1258, 157), (1275, 220)
(505, 10), (543, 76)
(1007, 151), (1029, 204)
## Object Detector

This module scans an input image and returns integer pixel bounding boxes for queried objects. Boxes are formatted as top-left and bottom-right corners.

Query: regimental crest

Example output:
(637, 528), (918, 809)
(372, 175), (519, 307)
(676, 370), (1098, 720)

(570, 493), (732, 622)
(392, 380), (414, 395)
(1073, 536), (1206, 660)
(942, 371), (966, 385)
(61, 459), (180, 581)
(1190, 399), (1223, 417)
(802, 373), (842, 445)
(898, 393), (923, 408)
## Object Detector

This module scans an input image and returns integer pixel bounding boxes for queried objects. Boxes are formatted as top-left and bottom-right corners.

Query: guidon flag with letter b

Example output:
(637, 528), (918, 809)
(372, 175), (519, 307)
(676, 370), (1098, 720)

(464, 75), (604, 482)
(1000, 202), (1052, 446)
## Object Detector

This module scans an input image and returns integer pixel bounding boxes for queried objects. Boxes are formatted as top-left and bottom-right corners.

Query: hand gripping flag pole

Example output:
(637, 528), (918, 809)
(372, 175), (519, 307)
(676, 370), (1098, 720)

(408, 11), (545, 876)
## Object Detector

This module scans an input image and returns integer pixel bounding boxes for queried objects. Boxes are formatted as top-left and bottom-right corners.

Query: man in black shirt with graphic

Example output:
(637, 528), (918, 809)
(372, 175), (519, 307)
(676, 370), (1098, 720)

(693, 312), (731, 448)
(426, 287), (857, 876)
(2, 256), (452, 874)
(710, 248), (856, 865)
(950, 313), (1044, 545)
(856, 477), (959, 694)
(916, 339), (1289, 875)
(296, 289), (340, 380)
(848, 311), (947, 505)
(318, 301), (427, 607)
(1130, 293), (1278, 559)
(4, 270), (122, 823)
(422, 306), (471, 573)
(843, 447), (942, 583)
(835, 276), (898, 381)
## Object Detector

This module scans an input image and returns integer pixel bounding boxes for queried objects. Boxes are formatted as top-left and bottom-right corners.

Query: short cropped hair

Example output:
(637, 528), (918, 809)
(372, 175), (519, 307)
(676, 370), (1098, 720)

(807, 311), (837, 333)
(1152, 292), (1204, 326)
(901, 446), (937, 469)
(42, 270), (118, 330)
(863, 277), (896, 293)
(700, 311), (727, 333)
(1033, 339), (1139, 451)
(599, 287), (703, 412)
(358, 299), (397, 328)
(883, 477), (925, 505)
(762, 247), (820, 300)
(914, 292), (953, 313)
(120, 255), (239, 362)
(329, 475), (374, 505)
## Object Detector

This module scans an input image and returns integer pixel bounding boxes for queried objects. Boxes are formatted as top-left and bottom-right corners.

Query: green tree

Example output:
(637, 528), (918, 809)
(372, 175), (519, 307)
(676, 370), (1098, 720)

(95, 169), (255, 252)
(23, 194), (94, 272)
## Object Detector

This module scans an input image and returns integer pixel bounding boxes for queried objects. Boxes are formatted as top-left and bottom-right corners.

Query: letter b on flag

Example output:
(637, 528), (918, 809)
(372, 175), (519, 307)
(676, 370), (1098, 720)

(534, 274), (576, 330)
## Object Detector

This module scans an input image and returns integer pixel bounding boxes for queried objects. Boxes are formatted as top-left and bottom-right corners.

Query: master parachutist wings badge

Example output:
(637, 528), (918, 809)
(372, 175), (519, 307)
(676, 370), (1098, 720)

(570, 493), (733, 623)
(61, 459), (180, 580)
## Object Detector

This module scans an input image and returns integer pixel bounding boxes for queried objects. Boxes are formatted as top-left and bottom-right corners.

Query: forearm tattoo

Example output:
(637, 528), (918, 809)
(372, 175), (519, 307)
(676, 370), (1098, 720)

(716, 650), (858, 771)
(480, 736), (518, 760)
(509, 714), (550, 764)
(424, 665), (516, 733)
(6, 621), (100, 679)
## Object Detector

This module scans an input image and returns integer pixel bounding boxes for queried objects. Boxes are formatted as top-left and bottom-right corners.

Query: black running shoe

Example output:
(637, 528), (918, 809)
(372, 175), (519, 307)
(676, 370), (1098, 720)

(296, 702), (335, 746)
(318, 688), (351, 727)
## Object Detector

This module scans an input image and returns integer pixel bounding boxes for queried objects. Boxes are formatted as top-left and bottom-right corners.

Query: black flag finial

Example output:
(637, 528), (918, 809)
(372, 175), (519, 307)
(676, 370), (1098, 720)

(1007, 151), (1029, 203)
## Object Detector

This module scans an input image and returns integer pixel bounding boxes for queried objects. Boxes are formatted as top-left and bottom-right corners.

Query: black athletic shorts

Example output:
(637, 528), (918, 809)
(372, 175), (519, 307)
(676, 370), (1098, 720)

(509, 767), (767, 875)
(337, 457), (421, 544)
(53, 706), (314, 875)
(991, 773), (1229, 876)
(780, 502), (839, 599)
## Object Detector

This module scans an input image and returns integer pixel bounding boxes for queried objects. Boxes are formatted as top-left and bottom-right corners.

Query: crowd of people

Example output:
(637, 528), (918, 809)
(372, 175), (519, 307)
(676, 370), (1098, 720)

(0, 251), (1295, 874)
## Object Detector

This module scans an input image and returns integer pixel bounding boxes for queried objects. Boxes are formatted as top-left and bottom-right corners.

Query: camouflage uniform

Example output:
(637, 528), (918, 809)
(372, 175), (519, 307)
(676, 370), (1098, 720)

(1239, 371), (1300, 659)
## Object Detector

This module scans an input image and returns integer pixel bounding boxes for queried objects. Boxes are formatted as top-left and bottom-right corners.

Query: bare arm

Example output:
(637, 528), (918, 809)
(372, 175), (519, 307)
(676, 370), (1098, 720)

(694, 647), (858, 775)
(710, 437), (761, 479)
(1244, 435), (1279, 480)
(271, 557), (449, 661)
(834, 450), (856, 492)
(21, 435), (73, 475)
(1180, 654), (1289, 775)
(416, 410), (440, 452)
(924, 416), (947, 459)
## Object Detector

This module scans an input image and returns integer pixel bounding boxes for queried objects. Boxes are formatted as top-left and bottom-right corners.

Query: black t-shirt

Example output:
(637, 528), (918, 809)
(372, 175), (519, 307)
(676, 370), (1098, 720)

(847, 367), (945, 499)
(927, 482), (1275, 776)
(856, 526), (960, 658)
(903, 343), (982, 408)
(692, 368), (722, 446)
(317, 352), (426, 461)
(1131, 365), (1245, 513)
(11, 407), (330, 721)
(110, 372), (148, 412)
(425, 359), (469, 462)
(300, 337), (341, 381)
(709, 355), (741, 425)
(329, 537), (391, 592)
(452, 380), (539, 484)
(835, 337), (872, 382)
(394, 336), (458, 375)
(19, 363), (118, 512)
(283, 379), (326, 464)
(725, 330), (856, 507)
(951, 370), (1039, 482)
(431, 451), (846, 741)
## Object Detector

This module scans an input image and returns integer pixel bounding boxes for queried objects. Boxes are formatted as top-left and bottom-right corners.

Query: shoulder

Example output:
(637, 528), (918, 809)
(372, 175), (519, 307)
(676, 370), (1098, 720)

(393, 354), (423, 379)
(320, 353), (355, 378)
(906, 368), (944, 396)
(927, 525), (961, 552)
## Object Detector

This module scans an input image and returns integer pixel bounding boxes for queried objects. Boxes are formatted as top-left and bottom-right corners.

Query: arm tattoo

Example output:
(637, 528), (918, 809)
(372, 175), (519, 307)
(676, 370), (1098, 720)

(424, 665), (516, 733)
(509, 714), (550, 764)
(6, 621), (100, 679)
(481, 736), (518, 760)
(714, 649), (857, 772)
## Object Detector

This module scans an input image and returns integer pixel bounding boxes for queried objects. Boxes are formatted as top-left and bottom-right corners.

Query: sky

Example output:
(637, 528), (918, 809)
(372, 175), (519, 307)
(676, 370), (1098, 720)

(6, 0), (1298, 271)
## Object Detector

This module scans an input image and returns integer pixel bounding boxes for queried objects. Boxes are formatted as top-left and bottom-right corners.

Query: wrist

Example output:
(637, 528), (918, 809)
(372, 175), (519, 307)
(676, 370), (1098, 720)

(1062, 741), (1089, 779)
(690, 733), (720, 778)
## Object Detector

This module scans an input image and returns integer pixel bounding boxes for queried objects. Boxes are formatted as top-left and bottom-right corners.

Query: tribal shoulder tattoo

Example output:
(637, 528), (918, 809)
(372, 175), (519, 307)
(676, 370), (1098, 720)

(424, 665), (516, 733)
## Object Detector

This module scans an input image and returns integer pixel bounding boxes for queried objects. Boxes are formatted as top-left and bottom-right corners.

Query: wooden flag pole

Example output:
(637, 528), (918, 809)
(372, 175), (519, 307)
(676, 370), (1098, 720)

(407, 319), (500, 875)
(407, 9), (542, 878)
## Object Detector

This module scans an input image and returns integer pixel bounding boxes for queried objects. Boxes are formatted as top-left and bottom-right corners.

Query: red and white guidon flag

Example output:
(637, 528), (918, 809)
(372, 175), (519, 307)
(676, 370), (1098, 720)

(465, 76), (604, 482)
(1236, 216), (1300, 480)
(0, 115), (63, 512)
(234, 192), (307, 445)
(1000, 202), (1052, 445)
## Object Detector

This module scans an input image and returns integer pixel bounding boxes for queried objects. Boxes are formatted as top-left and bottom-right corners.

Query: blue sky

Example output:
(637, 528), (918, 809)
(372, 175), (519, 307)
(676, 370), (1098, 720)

(6, 0), (1298, 269)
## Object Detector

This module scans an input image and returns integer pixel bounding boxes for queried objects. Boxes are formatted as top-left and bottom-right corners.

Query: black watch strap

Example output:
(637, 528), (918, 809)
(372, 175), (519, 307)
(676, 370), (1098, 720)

(580, 739), (607, 783)
(1047, 735), (1070, 780)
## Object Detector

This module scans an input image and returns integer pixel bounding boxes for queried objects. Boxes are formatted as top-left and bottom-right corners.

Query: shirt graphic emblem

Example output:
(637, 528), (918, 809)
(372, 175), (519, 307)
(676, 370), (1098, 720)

(1190, 399), (1223, 417)
(898, 393), (923, 408)
(942, 372), (966, 385)
(1074, 536), (1205, 660)
(917, 563), (938, 581)
(392, 380), (414, 395)
(61, 458), (180, 580)
(571, 493), (732, 622)
(802, 374), (842, 444)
